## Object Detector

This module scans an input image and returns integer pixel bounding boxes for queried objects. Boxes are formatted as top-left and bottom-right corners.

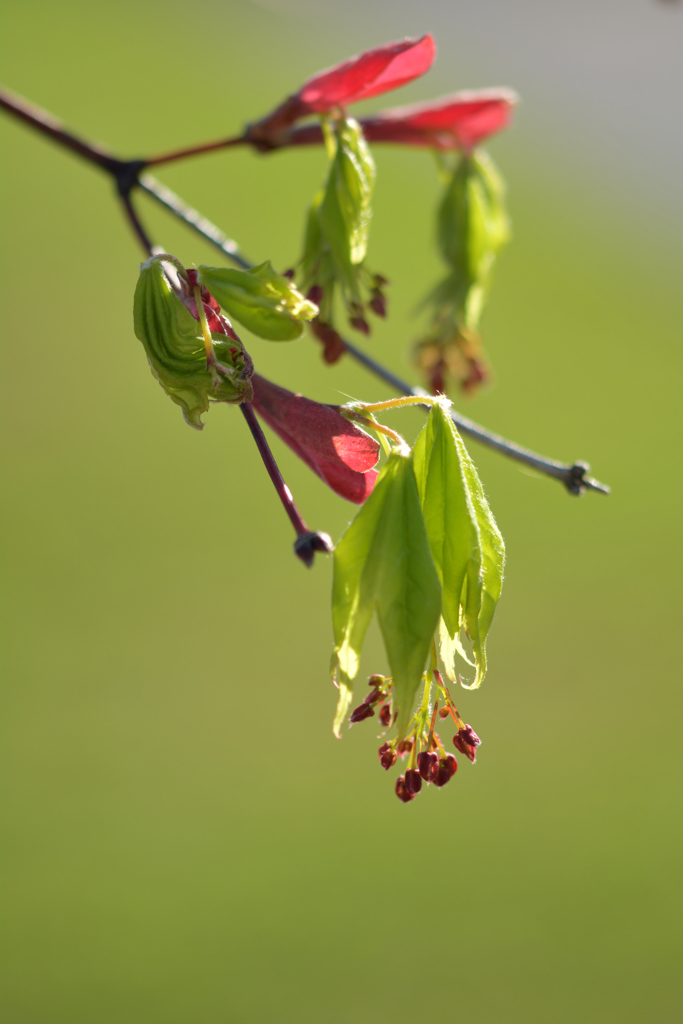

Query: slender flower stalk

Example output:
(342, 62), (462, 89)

(240, 404), (333, 567)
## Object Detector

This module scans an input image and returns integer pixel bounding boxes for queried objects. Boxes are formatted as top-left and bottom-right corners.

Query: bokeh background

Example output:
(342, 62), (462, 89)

(2, 1), (682, 1020)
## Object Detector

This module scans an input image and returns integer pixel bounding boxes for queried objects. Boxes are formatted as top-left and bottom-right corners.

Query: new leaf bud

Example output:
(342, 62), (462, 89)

(197, 261), (318, 341)
(133, 255), (253, 429)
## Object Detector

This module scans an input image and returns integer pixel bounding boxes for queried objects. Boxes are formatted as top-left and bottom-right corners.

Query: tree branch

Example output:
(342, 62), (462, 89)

(137, 174), (252, 269)
(0, 84), (609, 496)
(142, 135), (247, 167)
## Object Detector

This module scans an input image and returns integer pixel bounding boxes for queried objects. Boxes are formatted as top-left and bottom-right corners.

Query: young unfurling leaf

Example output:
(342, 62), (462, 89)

(196, 261), (318, 341)
(301, 116), (387, 349)
(415, 150), (510, 393)
(413, 401), (505, 687)
(331, 450), (441, 738)
(133, 256), (253, 428)
(436, 150), (509, 323)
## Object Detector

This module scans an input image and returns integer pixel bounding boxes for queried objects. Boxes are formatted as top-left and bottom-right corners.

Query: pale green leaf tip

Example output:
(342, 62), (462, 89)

(332, 675), (353, 739)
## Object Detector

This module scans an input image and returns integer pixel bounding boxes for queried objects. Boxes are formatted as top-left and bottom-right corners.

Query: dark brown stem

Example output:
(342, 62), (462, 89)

(142, 135), (247, 168)
(240, 404), (332, 566)
(0, 86), (118, 171)
(119, 192), (154, 256)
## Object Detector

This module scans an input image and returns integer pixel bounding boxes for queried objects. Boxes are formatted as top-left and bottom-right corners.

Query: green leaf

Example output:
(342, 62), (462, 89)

(331, 450), (441, 738)
(319, 117), (375, 271)
(435, 150), (510, 330)
(133, 256), (253, 428)
(197, 261), (318, 341)
(413, 401), (505, 687)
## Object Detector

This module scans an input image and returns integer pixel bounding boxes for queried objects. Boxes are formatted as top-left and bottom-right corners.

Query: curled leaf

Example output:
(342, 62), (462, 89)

(133, 256), (253, 428)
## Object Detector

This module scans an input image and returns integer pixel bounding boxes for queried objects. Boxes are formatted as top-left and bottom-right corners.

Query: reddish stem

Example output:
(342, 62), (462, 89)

(239, 404), (332, 567)
(142, 135), (247, 168)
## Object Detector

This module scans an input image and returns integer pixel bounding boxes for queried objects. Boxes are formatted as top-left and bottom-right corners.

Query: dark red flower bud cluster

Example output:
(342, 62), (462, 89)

(346, 673), (480, 803)
(349, 675), (392, 727)
(395, 748), (458, 802)
(383, 686), (481, 803)
(308, 275), (388, 363)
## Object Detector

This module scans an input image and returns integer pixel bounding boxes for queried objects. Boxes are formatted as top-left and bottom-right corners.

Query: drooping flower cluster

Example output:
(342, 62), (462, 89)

(348, 670), (481, 803)
(245, 37), (515, 387)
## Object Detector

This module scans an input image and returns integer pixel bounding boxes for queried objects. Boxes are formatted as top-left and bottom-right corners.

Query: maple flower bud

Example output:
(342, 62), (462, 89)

(369, 292), (387, 318)
(379, 704), (392, 727)
(453, 728), (478, 763)
(247, 35), (436, 145)
(438, 706), (450, 720)
(397, 737), (415, 758)
(197, 261), (318, 341)
(350, 702), (375, 724)
(434, 754), (458, 787)
(310, 320), (346, 364)
(405, 768), (423, 796)
(460, 725), (481, 747)
(395, 775), (415, 803)
(364, 687), (383, 705)
(250, 374), (379, 504)
(378, 742), (397, 770)
(417, 750), (439, 783)
(134, 255), (253, 429)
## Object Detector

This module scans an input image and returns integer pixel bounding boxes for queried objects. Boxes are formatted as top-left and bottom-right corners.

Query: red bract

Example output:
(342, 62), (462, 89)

(183, 268), (239, 340)
(298, 35), (435, 111)
(277, 88), (517, 152)
(359, 88), (518, 150)
(248, 35), (436, 143)
(250, 374), (380, 504)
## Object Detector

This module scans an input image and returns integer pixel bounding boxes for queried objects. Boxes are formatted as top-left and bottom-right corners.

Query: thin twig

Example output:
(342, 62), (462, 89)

(240, 404), (332, 566)
(341, 340), (609, 495)
(0, 86), (118, 171)
(138, 174), (252, 269)
(142, 135), (247, 167)
(119, 192), (154, 256)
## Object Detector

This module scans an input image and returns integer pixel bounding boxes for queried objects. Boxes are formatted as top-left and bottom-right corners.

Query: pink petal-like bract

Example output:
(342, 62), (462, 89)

(250, 374), (380, 504)
(299, 34), (436, 112)
(262, 88), (517, 153)
(359, 88), (518, 150)
(248, 36), (436, 143)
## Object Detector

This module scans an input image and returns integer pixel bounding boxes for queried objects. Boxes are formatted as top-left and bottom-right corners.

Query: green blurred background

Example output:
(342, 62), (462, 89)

(2, 1), (682, 1020)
